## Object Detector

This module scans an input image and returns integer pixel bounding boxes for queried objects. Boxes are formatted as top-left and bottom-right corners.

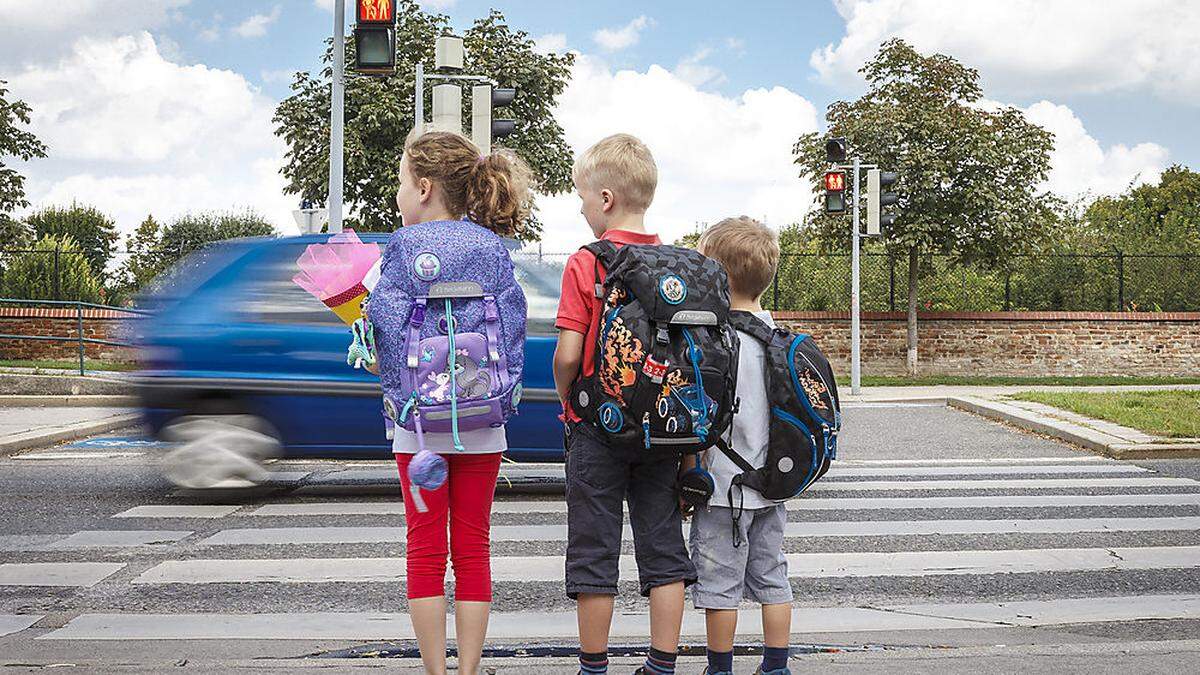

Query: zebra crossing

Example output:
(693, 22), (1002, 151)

(3, 454), (1200, 643)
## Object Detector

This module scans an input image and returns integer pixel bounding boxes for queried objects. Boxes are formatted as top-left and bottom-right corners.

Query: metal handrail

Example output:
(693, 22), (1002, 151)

(0, 298), (150, 375)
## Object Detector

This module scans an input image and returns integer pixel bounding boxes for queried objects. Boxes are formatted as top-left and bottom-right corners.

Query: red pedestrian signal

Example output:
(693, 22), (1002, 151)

(824, 171), (846, 192)
(357, 0), (395, 23)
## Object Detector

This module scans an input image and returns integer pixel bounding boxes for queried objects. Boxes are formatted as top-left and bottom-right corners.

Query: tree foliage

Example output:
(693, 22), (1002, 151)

(792, 39), (1057, 373)
(24, 203), (119, 277)
(273, 1), (575, 238)
(1079, 165), (1200, 254)
(0, 234), (102, 303)
(0, 80), (48, 237)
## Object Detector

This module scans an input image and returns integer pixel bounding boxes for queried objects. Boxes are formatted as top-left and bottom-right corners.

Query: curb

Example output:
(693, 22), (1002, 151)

(0, 413), (143, 457)
(0, 395), (139, 407)
(947, 396), (1200, 459)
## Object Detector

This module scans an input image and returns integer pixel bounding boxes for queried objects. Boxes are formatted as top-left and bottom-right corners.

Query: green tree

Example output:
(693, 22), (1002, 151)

(159, 210), (277, 260)
(25, 203), (120, 277)
(0, 80), (47, 237)
(1082, 165), (1200, 254)
(273, 2), (574, 238)
(793, 39), (1056, 374)
(112, 214), (168, 297)
(1, 234), (103, 303)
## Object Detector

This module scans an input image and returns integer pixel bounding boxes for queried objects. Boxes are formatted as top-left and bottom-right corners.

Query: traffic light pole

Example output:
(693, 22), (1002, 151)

(850, 156), (862, 396)
(328, 0), (345, 234)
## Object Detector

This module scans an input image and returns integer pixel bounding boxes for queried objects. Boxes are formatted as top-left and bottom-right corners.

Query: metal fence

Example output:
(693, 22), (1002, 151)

(3, 246), (1198, 312)
(0, 299), (150, 375)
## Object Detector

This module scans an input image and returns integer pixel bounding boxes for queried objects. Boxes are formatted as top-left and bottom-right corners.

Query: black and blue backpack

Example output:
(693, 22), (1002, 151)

(570, 241), (739, 456)
(715, 310), (841, 500)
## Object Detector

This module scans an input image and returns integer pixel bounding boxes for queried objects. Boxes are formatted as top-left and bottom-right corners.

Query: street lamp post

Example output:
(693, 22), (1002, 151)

(328, 0), (345, 234)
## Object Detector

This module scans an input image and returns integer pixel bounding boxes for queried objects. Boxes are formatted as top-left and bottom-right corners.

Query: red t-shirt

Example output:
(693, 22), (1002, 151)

(556, 228), (662, 421)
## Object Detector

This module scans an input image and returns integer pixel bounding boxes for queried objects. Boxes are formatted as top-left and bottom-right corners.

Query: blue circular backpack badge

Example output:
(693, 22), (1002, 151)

(598, 401), (623, 433)
(413, 252), (441, 282)
(659, 274), (687, 305)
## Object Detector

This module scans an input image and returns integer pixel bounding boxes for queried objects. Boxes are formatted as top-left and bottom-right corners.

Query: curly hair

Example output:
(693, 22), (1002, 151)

(402, 130), (533, 237)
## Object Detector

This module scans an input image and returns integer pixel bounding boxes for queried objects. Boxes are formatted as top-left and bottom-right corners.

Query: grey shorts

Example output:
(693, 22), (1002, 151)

(689, 504), (793, 609)
(564, 422), (696, 598)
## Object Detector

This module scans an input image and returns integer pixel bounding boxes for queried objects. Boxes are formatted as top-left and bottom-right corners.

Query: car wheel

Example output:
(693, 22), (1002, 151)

(160, 415), (281, 489)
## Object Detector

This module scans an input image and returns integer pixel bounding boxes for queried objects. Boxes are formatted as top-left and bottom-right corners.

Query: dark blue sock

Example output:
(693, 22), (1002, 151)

(579, 649), (607, 674)
(706, 648), (733, 673)
(762, 645), (790, 672)
(643, 646), (677, 673)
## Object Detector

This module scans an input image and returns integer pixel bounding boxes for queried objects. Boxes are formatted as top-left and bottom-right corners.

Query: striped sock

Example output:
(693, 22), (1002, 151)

(643, 647), (677, 674)
(579, 650), (608, 674)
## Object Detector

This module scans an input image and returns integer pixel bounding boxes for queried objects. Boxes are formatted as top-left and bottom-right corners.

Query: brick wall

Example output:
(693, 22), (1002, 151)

(0, 307), (138, 361)
(773, 311), (1200, 377)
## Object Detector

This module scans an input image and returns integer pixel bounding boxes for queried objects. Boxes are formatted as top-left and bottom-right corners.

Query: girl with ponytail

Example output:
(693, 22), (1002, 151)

(370, 130), (531, 675)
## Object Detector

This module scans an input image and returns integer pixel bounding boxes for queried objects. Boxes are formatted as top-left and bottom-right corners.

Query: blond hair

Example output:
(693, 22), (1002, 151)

(698, 216), (780, 299)
(403, 130), (533, 237)
(573, 133), (657, 212)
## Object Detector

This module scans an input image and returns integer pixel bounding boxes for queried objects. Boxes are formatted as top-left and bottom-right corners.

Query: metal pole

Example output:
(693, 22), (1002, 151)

(53, 245), (61, 301)
(851, 157), (861, 395)
(414, 62), (424, 134)
(76, 301), (85, 376)
(328, 0), (345, 234)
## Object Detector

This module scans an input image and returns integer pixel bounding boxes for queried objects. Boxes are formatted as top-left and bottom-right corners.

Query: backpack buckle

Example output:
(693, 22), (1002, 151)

(594, 283), (604, 299)
(410, 302), (427, 327)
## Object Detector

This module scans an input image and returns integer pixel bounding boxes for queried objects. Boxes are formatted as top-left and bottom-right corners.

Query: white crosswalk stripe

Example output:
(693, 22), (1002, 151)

(7, 455), (1200, 643)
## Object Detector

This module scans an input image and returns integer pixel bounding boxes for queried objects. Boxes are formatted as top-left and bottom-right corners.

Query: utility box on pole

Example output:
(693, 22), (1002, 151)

(431, 83), (462, 134)
(435, 35), (464, 71)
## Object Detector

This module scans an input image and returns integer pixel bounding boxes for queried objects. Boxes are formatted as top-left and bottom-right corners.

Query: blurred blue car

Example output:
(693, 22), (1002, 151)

(133, 233), (566, 488)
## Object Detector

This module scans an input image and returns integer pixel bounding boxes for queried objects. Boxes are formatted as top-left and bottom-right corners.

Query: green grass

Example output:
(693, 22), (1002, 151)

(0, 359), (138, 372)
(1010, 390), (1200, 439)
(838, 375), (1200, 387)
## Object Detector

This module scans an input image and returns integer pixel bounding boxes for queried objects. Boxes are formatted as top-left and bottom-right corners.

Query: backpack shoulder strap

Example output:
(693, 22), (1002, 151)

(714, 436), (757, 474)
(729, 310), (776, 345)
(580, 240), (619, 299)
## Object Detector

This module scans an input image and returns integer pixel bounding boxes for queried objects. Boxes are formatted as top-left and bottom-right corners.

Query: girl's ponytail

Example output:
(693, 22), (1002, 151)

(403, 130), (533, 238)
(466, 149), (533, 238)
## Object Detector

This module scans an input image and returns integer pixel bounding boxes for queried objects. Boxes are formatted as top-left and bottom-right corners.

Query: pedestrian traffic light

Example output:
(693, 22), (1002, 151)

(353, 0), (397, 75)
(471, 85), (517, 155)
(824, 170), (847, 214)
(825, 137), (848, 163)
(866, 169), (898, 235)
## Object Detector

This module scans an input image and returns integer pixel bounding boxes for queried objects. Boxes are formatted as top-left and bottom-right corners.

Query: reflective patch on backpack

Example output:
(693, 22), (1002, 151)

(599, 401), (623, 432)
(511, 382), (523, 408)
(413, 252), (441, 281)
(658, 274), (687, 305)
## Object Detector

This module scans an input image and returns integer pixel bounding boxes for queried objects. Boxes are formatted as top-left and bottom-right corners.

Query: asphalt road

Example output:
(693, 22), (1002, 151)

(2, 403), (1200, 673)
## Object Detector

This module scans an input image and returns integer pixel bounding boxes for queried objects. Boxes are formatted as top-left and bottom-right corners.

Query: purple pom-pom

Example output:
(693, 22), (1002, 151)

(408, 450), (448, 490)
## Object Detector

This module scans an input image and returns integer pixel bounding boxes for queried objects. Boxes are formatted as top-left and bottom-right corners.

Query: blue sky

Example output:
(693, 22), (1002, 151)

(1, 0), (1195, 249)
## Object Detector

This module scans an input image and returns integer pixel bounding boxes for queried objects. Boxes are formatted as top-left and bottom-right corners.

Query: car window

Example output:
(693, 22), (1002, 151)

(235, 242), (371, 326)
(510, 251), (565, 336)
(235, 242), (564, 333)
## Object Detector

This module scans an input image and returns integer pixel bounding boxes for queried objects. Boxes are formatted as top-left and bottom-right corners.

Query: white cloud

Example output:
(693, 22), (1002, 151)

(593, 16), (654, 52)
(535, 55), (819, 251)
(10, 33), (293, 236)
(812, 0), (1200, 103)
(1020, 101), (1168, 198)
(233, 6), (281, 39)
(533, 33), (568, 55)
(0, 0), (190, 67)
(673, 47), (725, 88)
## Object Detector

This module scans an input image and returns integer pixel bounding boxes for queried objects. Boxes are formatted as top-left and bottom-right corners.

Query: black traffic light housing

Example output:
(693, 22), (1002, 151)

(824, 170), (848, 214)
(490, 87), (517, 139)
(825, 137), (848, 163)
(353, 0), (397, 75)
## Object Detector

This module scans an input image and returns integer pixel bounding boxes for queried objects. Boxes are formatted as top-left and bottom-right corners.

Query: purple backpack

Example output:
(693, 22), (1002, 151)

(368, 220), (526, 449)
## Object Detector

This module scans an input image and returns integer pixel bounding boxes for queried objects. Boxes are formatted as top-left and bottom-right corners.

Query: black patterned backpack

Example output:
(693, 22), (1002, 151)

(715, 310), (841, 500)
(570, 241), (739, 455)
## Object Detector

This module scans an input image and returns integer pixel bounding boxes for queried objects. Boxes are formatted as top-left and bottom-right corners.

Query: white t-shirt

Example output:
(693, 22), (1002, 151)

(392, 425), (507, 455)
(703, 310), (776, 509)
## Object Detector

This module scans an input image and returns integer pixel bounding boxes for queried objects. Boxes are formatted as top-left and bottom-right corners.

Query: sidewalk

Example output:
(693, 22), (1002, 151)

(0, 405), (139, 456)
(842, 382), (1200, 404)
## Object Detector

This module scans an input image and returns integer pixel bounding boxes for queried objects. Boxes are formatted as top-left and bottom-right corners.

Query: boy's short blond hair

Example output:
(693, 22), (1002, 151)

(573, 133), (657, 212)
(698, 216), (780, 299)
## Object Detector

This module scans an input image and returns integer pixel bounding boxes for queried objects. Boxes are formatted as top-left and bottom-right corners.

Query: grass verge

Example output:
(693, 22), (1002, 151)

(1010, 390), (1200, 438)
(0, 359), (138, 372)
(843, 375), (1200, 387)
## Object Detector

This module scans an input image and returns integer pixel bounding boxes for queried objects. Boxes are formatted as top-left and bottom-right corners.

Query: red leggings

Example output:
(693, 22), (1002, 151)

(395, 452), (502, 602)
